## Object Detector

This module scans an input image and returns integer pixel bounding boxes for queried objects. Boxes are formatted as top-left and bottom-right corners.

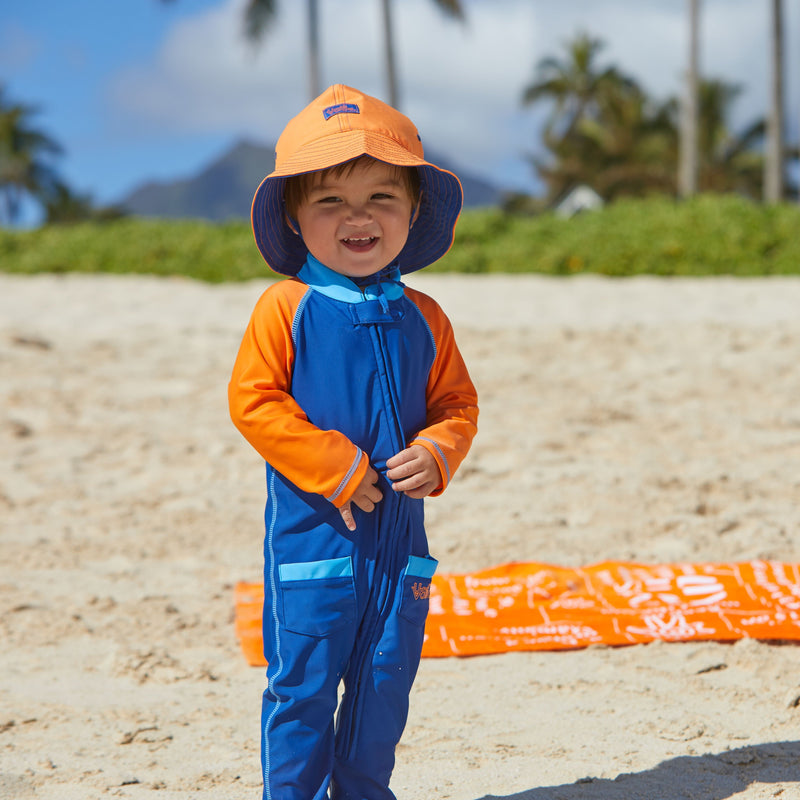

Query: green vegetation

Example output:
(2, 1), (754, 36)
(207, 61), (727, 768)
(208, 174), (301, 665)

(0, 217), (263, 283)
(2, 194), (800, 281)
(436, 194), (800, 276)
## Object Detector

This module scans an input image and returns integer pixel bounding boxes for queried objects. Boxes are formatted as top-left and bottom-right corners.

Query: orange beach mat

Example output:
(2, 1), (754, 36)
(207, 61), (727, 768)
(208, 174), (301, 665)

(234, 560), (800, 664)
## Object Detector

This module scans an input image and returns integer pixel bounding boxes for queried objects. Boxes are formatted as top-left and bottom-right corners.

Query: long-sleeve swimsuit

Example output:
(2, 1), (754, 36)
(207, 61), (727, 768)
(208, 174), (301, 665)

(228, 255), (478, 800)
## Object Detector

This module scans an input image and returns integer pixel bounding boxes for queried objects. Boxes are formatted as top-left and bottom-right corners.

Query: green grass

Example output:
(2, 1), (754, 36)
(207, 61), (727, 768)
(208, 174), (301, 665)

(2, 194), (800, 281)
(435, 194), (800, 276)
(0, 218), (263, 283)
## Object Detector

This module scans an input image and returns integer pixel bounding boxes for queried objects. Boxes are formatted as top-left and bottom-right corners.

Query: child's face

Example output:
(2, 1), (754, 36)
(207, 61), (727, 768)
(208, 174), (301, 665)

(294, 159), (418, 279)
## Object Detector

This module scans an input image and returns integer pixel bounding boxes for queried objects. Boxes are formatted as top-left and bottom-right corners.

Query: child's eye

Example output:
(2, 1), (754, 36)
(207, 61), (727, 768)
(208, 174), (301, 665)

(371, 192), (394, 201)
(317, 196), (341, 204)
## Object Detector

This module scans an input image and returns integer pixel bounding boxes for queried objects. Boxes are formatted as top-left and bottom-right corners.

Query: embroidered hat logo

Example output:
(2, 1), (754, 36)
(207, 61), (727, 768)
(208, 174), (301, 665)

(323, 102), (360, 120)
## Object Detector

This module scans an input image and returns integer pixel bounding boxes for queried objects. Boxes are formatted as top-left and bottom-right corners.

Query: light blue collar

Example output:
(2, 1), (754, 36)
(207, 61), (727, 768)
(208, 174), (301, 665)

(297, 254), (405, 305)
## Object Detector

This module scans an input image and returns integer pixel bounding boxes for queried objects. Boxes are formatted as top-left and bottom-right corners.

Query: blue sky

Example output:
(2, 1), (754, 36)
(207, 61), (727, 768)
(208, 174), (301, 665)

(2, 0), (797, 223)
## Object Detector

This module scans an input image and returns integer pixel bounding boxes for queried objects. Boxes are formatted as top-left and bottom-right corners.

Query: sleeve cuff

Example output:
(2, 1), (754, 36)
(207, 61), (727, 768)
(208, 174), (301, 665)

(411, 436), (449, 496)
(327, 448), (370, 509)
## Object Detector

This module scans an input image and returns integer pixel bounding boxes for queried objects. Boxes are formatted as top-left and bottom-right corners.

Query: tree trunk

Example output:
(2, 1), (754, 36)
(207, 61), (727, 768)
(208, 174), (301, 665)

(381, 0), (400, 108)
(764, 0), (785, 203)
(679, 0), (700, 197)
(307, 0), (322, 99)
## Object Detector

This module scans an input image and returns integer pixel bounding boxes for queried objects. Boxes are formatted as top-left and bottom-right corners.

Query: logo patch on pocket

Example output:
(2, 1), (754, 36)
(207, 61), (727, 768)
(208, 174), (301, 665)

(412, 581), (430, 600)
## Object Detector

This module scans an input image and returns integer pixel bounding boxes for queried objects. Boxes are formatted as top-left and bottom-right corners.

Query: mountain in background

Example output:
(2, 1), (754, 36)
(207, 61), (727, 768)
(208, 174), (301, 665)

(120, 139), (506, 221)
(120, 140), (274, 222)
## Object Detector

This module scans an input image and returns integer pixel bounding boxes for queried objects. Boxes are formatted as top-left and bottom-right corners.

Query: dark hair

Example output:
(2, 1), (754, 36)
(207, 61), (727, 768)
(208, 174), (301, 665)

(284, 155), (421, 217)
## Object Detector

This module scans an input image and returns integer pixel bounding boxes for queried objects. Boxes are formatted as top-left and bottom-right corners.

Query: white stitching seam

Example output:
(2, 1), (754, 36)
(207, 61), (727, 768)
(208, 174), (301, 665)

(416, 436), (450, 483)
(327, 447), (363, 503)
(263, 469), (283, 799)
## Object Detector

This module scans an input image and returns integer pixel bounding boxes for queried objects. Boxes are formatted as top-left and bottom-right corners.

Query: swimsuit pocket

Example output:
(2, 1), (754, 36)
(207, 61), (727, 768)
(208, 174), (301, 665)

(278, 556), (356, 637)
(398, 555), (438, 627)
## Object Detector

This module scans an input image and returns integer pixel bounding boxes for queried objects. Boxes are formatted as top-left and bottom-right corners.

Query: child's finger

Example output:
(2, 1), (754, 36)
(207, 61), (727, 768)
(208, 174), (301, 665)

(353, 493), (378, 513)
(390, 472), (423, 492)
(339, 502), (357, 531)
(364, 464), (380, 483)
(394, 475), (437, 499)
(365, 483), (383, 504)
(386, 447), (416, 470)
(400, 483), (435, 500)
(386, 455), (419, 481)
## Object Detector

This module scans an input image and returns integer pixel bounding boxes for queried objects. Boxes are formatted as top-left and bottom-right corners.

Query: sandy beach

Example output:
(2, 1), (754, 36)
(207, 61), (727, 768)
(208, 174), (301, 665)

(2, 271), (799, 800)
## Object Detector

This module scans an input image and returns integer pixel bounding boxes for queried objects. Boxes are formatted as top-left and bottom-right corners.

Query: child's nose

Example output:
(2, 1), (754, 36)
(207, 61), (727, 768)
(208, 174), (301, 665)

(346, 203), (372, 223)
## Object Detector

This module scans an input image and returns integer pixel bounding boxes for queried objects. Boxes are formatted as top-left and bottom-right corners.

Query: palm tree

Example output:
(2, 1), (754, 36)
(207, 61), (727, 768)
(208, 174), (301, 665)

(522, 34), (637, 142)
(0, 86), (62, 224)
(244, 0), (321, 100)
(247, 0), (466, 107)
(693, 79), (764, 197)
(764, 0), (785, 202)
(522, 34), (668, 200)
(245, 0), (468, 108)
(521, 34), (766, 203)
(678, 0), (700, 197)
(161, 0), (321, 100)
(380, 0), (465, 109)
(532, 83), (677, 202)
(163, 0), (463, 107)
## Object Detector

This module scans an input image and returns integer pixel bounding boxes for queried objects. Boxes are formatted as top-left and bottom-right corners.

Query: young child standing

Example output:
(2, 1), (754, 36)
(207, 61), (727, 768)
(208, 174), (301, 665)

(228, 84), (478, 800)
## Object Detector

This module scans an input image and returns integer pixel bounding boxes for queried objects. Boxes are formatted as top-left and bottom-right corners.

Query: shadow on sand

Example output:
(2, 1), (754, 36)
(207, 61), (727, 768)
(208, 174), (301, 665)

(478, 740), (800, 800)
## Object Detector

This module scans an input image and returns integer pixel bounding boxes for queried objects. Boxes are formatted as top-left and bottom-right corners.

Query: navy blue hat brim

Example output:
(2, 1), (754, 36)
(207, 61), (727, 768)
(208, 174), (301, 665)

(251, 162), (463, 277)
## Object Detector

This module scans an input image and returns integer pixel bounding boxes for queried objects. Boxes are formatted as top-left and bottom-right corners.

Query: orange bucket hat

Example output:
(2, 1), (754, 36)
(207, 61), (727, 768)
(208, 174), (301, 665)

(251, 84), (463, 277)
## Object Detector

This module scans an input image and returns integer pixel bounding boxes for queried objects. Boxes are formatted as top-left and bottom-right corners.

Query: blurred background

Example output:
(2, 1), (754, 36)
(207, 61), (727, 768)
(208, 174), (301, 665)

(2, 0), (798, 229)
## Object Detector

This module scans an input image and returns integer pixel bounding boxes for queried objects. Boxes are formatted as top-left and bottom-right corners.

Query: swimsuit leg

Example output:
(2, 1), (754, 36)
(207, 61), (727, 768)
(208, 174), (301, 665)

(331, 510), (434, 800)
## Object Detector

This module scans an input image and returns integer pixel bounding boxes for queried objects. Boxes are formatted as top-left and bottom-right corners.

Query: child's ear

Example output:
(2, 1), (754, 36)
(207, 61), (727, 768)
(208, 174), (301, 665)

(285, 213), (301, 235)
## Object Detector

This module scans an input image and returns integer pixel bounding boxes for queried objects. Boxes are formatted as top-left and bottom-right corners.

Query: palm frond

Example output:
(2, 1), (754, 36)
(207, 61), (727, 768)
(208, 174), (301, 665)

(243, 0), (279, 42)
(430, 0), (466, 21)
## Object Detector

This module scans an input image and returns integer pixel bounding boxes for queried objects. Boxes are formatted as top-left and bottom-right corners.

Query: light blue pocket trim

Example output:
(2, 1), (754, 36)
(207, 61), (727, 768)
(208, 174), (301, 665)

(279, 556), (353, 582)
(407, 555), (438, 579)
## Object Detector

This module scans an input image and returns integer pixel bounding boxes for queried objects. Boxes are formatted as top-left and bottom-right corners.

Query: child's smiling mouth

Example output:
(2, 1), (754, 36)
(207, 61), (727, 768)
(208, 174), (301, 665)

(342, 236), (378, 252)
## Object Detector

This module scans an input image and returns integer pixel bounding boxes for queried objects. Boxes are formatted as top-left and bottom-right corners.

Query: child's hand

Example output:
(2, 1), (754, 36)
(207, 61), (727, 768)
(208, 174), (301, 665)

(386, 445), (441, 499)
(339, 465), (382, 532)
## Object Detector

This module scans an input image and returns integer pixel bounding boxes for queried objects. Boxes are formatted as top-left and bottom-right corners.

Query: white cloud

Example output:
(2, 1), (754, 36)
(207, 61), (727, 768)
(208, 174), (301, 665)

(107, 0), (796, 191)
(109, 0), (308, 139)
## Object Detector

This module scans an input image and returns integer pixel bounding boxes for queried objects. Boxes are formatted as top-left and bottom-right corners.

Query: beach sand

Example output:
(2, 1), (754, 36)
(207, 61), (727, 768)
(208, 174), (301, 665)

(1, 272), (799, 799)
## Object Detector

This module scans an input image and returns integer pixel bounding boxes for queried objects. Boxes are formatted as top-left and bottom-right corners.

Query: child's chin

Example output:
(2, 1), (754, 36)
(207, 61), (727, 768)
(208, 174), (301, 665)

(339, 265), (384, 279)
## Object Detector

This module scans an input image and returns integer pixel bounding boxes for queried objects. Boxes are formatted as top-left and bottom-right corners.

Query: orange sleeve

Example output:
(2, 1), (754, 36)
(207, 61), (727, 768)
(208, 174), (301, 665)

(227, 280), (368, 507)
(404, 288), (479, 495)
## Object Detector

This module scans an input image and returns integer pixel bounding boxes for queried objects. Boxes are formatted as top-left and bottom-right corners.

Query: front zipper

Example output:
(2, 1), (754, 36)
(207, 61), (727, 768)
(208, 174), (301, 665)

(337, 312), (410, 761)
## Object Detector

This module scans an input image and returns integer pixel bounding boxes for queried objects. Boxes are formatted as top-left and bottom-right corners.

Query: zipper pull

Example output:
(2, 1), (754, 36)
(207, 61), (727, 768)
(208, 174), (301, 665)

(377, 288), (390, 315)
